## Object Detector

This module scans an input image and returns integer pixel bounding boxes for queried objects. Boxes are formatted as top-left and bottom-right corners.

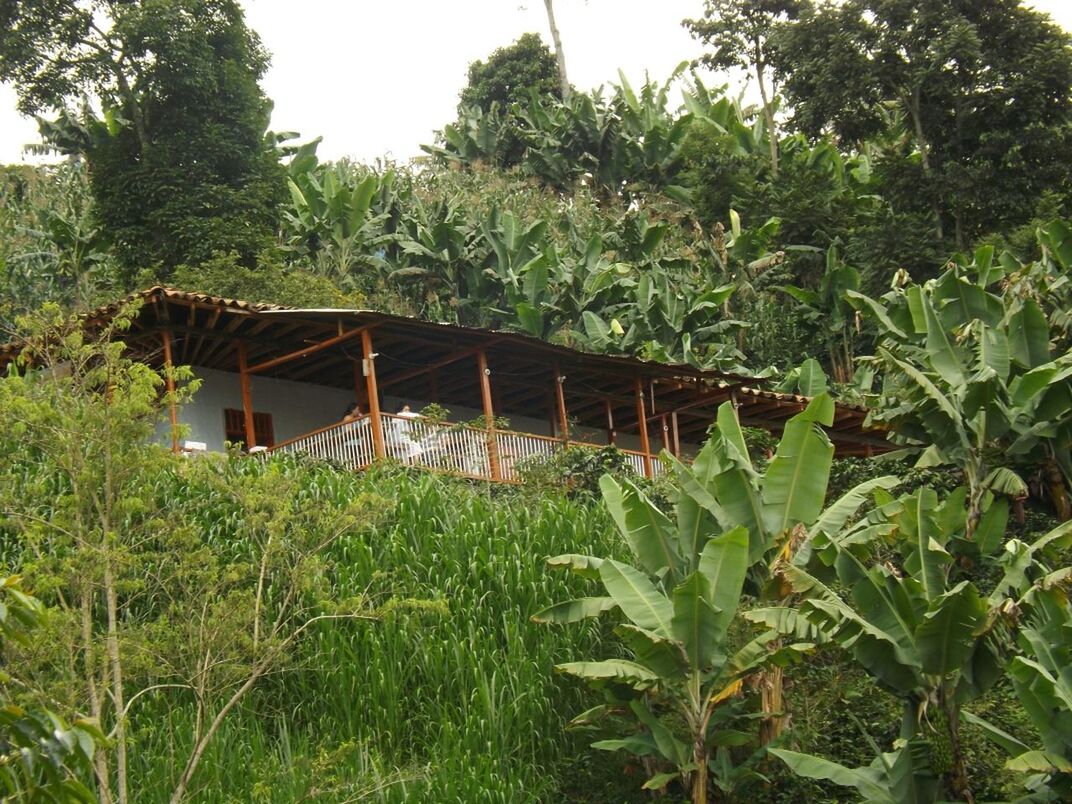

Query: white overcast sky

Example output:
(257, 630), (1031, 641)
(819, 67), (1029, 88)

(1, 0), (1071, 164)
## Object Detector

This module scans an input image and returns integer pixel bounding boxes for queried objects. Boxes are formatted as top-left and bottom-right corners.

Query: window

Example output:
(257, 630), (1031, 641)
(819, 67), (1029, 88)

(223, 409), (274, 448)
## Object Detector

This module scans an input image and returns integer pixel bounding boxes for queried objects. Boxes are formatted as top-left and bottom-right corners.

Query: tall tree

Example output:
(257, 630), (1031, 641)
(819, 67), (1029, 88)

(459, 33), (561, 114)
(685, 0), (804, 177)
(0, 0), (285, 280)
(767, 0), (1072, 247)
(541, 0), (571, 102)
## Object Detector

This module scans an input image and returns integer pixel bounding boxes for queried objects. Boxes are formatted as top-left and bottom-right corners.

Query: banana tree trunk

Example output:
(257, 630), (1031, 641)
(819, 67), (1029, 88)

(947, 710), (974, 803)
(692, 737), (708, 804)
(1045, 459), (1071, 521)
(758, 663), (786, 744)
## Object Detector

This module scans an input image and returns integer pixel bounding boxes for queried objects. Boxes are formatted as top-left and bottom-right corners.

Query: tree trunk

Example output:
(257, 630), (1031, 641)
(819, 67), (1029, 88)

(692, 738), (708, 804)
(754, 47), (779, 178)
(947, 711), (974, 803)
(82, 586), (113, 804)
(543, 0), (570, 102)
(1045, 459), (1071, 521)
(170, 662), (266, 803)
(103, 561), (128, 804)
(759, 663), (786, 744)
(905, 87), (943, 240)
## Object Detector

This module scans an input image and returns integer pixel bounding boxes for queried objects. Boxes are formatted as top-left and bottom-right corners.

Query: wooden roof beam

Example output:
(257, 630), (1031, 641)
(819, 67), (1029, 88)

(378, 338), (505, 391)
(246, 324), (376, 375)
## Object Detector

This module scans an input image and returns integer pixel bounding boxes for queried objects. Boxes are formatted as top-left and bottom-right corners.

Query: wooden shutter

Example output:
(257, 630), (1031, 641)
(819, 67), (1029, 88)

(223, 409), (274, 448)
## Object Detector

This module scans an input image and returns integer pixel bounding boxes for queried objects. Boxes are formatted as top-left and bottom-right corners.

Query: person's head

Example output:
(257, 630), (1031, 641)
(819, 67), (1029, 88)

(343, 402), (361, 419)
(400, 404), (411, 413)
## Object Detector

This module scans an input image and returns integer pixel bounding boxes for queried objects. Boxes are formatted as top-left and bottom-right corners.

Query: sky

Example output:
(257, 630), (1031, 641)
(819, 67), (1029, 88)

(2, 0), (1072, 165)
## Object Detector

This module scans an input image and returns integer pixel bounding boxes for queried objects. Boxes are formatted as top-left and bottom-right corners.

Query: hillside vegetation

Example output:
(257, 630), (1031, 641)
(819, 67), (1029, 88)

(2, 1), (1072, 801)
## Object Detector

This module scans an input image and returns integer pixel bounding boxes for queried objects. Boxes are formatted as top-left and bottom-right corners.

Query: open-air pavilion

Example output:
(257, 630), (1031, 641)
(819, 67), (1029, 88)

(0, 287), (892, 482)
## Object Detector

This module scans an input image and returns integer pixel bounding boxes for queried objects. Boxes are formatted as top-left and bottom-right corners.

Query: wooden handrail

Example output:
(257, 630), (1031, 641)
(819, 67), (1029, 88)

(268, 414), (369, 452)
(263, 411), (660, 482)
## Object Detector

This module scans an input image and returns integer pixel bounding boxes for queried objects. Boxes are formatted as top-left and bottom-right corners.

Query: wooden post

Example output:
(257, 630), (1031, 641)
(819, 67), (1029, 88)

(604, 398), (616, 445)
(161, 330), (180, 454)
(553, 364), (569, 444)
(660, 413), (670, 452)
(361, 329), (385, 459)
(671, 411), (681, 457)
(352, 360), (367, 410)
(477, 350), (501, 480)
(237, 341), (256, 449)
(635, 377), (652, 478)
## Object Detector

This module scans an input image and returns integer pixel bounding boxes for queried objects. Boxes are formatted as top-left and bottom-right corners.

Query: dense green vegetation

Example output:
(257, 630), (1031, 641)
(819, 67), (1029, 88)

(2, 1), (1072, 801)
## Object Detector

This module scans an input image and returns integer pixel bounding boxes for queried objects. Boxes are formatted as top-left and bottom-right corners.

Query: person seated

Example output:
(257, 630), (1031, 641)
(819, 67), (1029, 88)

(342, 402), (363, 421)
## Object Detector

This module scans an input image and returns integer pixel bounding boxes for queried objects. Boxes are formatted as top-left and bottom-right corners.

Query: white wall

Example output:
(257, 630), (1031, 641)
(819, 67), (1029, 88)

(159, 367), (355, 451)
(162, 367), (699, 456)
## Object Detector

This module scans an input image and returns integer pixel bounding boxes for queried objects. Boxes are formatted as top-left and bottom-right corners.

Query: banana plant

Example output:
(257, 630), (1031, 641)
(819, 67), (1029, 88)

(771, 739), (939, 804)
(0, 576), (101, 802)
(420, 103), (502, 166)
(965, 586), (1072, 801)
(668, 394), (899, 742)
(756, 488), (1072, 802)
(848, 243), (1072, 532)
(774, 358), (829, 397)
(777, 245), (861, 384)
(535, 396), (899, 800)
(281, 138), (404, 289)
(534, 490), (812, 803)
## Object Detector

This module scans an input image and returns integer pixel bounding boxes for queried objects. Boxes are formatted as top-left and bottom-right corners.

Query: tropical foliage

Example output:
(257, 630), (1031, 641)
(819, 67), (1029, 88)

(3, 1), (1072, 801)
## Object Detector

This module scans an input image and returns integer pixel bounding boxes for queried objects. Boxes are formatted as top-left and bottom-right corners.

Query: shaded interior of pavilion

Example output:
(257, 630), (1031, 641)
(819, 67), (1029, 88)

(0, 288), (892, 480)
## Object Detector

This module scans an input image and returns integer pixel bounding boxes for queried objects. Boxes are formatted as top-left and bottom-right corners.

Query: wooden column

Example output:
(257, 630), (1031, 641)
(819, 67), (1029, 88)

(671, 411), (681, 457)
(553, 364), (569, 444)
(352, 360), (367, 410)
(161, 330), (180, 454)
(635, 377), (652, 478)
(237, 342), (256, 449)
(477, 350), (501, 480)
(660, 413), (670, 452)
(604, 399), (617, 445)
(361, 329), (385, 459)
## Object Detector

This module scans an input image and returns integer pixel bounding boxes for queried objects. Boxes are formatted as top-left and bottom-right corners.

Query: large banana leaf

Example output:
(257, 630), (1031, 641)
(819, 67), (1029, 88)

(697, 526), (750, 647)
(599, 475), (682, 582)
(672, 445), (722, 566)
(555, 659), (660, 689)
(915, 582), (987, 677)
(901, 488), (951, 602)
(769, 749), (890, 800)
(1008, 299), (1051, 369)
(616, 624), (688, 678)
(531, 596), (617, 624)
(807, 476), (900, 540)
(761, 394), (835, 536)
(671, 570), (720, 669)
(598, 559), (673, 636)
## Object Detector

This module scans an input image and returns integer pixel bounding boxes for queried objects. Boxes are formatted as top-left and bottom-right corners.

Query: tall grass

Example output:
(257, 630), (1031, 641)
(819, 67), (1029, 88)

(124, 458), (639, 802)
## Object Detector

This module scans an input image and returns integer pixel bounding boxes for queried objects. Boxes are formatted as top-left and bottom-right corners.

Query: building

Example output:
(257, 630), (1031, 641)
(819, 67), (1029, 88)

(0, 287), (891, 482)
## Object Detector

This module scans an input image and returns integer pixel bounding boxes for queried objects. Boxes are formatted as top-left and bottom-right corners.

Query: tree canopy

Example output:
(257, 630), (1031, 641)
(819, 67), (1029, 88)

(0, 0), (285, 279)
(458, 32), (562, 114)
(767, 0), (1072, 245)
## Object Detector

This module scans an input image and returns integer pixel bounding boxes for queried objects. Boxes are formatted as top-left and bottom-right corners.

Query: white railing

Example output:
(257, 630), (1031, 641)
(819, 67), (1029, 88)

(272, 415), (376, 470)
(496, 430), (561, 481)
(381, 413), (491, 478)
(269, 413), (666, 482)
